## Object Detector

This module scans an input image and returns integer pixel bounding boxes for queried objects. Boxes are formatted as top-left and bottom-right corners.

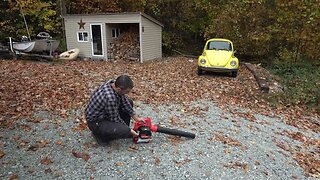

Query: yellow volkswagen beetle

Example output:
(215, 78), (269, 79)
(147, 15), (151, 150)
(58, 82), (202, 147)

(198, 38), (239, 77)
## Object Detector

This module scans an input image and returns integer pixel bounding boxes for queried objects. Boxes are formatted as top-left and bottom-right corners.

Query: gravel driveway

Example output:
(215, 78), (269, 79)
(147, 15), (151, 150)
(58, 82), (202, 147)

(1, 100), (319, 180)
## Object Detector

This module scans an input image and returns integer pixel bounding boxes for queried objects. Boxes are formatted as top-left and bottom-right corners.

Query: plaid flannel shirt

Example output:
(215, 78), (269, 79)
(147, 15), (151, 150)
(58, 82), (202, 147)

(85, 80), (135, 125)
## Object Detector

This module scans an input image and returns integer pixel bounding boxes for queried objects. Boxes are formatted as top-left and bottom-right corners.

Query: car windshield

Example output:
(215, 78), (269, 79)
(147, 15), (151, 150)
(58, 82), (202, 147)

(206, 41), (232, 51)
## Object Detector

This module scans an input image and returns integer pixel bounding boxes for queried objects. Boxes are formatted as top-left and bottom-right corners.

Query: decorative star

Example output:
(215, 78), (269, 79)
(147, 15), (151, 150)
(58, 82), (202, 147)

(78, 19), (86, 30)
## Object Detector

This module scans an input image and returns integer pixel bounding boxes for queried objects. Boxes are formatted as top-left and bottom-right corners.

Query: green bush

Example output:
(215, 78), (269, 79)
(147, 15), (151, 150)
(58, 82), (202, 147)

(270, 59), (320, 113)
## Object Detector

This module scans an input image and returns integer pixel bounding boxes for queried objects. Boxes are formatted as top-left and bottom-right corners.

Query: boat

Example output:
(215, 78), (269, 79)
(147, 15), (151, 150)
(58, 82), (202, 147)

(8, 8), (60, 59)
(59, 48), (80, 60)
(11, 32), (59, 53)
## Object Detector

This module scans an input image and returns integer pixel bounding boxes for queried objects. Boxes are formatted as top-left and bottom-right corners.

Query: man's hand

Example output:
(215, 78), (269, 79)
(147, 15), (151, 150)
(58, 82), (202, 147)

(132, 114), (145, 123)
(135, 117), (145, 122)
(130, 129), (139, 137)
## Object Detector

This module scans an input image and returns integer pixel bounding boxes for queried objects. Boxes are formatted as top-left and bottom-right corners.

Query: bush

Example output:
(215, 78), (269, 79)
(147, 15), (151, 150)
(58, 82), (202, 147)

(270, 60), (320, 113)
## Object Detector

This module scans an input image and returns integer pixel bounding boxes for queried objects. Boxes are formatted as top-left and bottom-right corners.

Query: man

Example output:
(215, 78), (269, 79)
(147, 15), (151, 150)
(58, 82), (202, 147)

(85, 75), (144, 143)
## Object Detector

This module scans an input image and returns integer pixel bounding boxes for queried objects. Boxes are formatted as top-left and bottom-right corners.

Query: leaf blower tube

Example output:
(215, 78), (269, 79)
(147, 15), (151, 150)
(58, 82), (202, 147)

(152, 125), (196, 139)
(133, 117), (196, 143)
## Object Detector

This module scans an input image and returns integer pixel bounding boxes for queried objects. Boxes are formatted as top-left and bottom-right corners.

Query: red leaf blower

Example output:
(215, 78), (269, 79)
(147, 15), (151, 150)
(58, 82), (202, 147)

(133, 117), (196, 143)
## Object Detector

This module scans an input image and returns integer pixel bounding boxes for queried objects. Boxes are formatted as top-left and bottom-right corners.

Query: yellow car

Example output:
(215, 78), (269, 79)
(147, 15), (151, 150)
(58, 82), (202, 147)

(198, 38), (239, 77)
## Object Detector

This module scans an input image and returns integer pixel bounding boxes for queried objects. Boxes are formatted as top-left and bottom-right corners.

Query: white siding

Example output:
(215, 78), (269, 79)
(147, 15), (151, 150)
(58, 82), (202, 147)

(63, 13), (162, 61)
(141, 16), (162, 61)
(64, 17), (92, 58)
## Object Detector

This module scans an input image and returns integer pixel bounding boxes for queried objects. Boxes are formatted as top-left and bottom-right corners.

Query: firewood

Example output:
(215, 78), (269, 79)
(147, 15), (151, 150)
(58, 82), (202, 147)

(108, 27), (140, 62)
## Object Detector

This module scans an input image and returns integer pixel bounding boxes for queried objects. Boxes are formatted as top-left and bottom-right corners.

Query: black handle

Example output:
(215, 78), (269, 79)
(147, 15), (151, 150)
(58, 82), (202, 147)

(156, 126), (196, 139)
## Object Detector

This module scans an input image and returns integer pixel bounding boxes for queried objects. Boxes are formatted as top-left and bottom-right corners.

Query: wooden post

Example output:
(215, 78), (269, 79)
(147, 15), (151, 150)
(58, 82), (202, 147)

(8, 37), (17, 60)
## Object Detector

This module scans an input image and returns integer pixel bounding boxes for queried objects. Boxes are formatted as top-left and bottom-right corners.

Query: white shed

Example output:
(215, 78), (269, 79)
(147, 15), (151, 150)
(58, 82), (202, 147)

(62, 12), (163, 62)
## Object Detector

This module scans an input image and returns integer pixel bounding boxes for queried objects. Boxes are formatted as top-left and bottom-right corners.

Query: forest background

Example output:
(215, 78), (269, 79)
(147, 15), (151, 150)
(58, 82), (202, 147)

(0, 0), (319, 113)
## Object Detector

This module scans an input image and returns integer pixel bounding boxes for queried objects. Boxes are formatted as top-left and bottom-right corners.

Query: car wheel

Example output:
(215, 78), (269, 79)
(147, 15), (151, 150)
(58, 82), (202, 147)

(231, 71), (238, 77)
(197, 67), (203, 75)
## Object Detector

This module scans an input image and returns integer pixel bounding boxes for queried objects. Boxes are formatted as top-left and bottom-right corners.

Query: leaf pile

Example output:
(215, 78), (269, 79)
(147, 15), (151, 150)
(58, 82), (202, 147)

(1, 57), (318, 131)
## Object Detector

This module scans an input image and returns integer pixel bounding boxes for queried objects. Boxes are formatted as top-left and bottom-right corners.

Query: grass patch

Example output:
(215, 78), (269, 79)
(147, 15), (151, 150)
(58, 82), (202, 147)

(269, 60), (320, 114)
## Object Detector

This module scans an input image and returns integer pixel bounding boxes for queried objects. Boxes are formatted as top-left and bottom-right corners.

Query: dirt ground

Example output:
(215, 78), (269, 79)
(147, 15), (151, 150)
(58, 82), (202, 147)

(0, 57), (319, 179)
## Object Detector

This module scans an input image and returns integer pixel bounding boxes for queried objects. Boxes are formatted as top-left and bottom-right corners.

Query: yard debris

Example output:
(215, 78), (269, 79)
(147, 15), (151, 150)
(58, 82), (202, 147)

(154, 156), (161, 166)
(127, 144), (139, 152)
(174, 158), (192, 167)
(0, 57), (319, 177)
(209, 133), (243, 147)
(294, 152), (320, 178)
(223, 162), (250, 172)
(0, 150), (5, 158)
(72, 120), (87, 132)
(115, 161), (125, 166)
(0, 57), (317, 134)
(40, 157), (54, 165)
(166, 136), (183, 146)
(71, 149), (90, 161)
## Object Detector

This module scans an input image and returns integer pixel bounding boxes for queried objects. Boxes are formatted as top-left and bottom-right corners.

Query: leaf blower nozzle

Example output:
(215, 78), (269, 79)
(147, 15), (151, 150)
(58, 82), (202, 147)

(133, 117), (196, 143)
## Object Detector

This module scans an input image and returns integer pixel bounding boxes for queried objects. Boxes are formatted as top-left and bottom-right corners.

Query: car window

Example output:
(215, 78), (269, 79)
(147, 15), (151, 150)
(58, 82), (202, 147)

(207, 41), (232, 51)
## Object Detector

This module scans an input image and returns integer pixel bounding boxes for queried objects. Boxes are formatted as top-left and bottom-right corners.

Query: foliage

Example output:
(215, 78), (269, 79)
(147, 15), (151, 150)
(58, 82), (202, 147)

(270, 60), (320, 113)
(0, 0), (61, 41)
(66, 0), (120, 14)
(0, 0), (319, 62)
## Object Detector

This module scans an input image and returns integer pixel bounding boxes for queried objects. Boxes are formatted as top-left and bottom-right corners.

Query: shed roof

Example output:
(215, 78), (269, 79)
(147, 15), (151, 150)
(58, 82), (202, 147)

(63, 12), (164, 27)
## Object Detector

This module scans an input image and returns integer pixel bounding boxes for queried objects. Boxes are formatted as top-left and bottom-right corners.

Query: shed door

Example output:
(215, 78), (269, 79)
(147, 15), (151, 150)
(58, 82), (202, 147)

(90, 24), (104, 56)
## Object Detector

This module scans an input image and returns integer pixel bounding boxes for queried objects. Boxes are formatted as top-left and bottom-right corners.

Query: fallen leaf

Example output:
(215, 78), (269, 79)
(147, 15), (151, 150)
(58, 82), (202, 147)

(211, 133), (243, 147)
(115, 162), (125, 166)
(127, 144), (139, 152)
(224, 162), (250, 172)
(18, 139), (30, 148)
(40, 157), (54, 165)
(37, 140), (50, 148)
(12, 136), (20, 141)
(161, 143), (168, 148)
(72, 150), (90, 161)
(0, 150), (5, 158)
(9, 174), (18, 180)
(224, 149), (232, 154)
(294, 152), (320, 177)
(27, 144), (38, 151)
(174, 159), (192, 167)
(72, 120), (87, 131)
(55, 140), (63, 145)
(59, 131), (66, 137)
(284, 131), (307, 142)
(154, 157), (161, 166)
(45, 168), (52, 173)
(166, 136), (183, 146)
(28, 117), (43, 123)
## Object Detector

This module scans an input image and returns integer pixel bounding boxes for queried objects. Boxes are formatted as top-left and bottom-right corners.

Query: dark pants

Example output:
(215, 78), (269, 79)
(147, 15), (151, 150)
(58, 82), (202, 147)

(87, 99), (133, 143)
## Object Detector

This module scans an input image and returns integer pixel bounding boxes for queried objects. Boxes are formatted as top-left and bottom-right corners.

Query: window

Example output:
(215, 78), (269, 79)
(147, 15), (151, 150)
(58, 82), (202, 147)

(111, 28), (120, 38)
(77, 32), (88, 42)
(207, 41), (232, 51)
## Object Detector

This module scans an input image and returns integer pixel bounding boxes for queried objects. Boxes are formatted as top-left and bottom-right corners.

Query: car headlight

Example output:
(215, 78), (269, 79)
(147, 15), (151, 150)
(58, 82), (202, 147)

(230, 60), (237, 66)
(200, 59), (206, 64)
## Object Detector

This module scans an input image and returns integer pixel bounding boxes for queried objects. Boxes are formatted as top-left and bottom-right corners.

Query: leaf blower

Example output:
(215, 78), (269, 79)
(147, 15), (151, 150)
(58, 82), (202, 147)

(133, 117), (196, 143)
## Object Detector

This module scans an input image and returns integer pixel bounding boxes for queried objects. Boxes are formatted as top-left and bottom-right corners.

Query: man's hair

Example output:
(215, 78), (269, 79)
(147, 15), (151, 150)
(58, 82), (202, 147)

(115, 75), (134, 90)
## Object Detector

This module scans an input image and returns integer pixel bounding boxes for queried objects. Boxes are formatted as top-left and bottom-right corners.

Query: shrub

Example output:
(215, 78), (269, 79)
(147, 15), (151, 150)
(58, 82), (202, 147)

(270, 59), (320, 113)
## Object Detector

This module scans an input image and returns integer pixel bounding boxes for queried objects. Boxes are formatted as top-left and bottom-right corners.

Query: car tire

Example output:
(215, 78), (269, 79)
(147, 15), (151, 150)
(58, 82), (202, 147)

(231, 71), (238, 77)
(197, 67), (203, 75)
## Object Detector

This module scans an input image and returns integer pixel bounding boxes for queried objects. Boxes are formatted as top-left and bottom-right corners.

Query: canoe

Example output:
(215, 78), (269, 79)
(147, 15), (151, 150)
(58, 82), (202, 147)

(59, 48), (80, 60)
